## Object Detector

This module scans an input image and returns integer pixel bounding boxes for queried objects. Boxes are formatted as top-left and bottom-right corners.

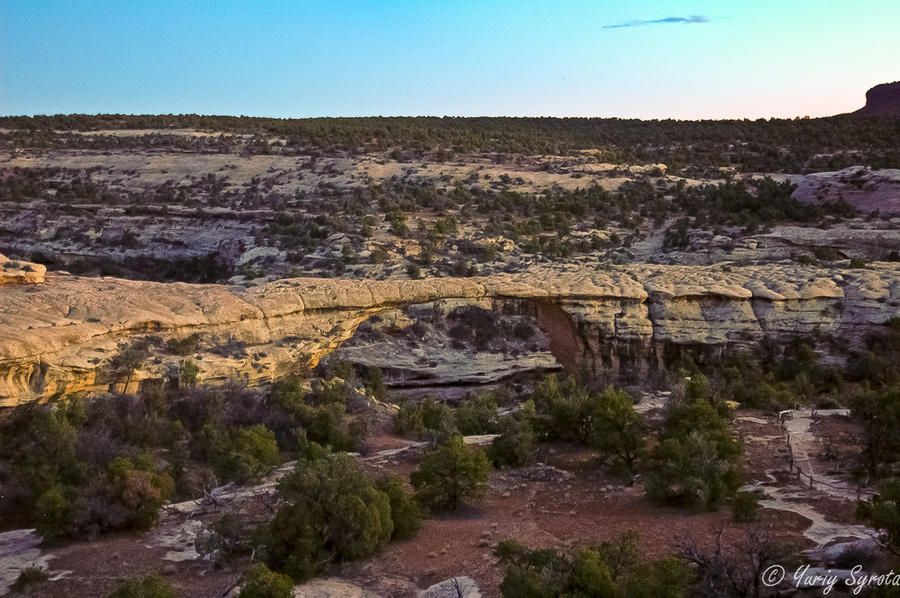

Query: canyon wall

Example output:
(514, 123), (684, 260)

(1, 261), (899, 407)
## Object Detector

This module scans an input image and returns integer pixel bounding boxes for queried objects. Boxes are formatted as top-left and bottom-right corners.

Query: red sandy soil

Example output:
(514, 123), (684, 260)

(24, 537), (237, 598)
(346, 442), (813, 598)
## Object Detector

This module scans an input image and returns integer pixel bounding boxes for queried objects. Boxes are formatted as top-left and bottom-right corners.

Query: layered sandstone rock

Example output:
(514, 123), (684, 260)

(0, 254), (45, 285)
(1, 263), (899, 407)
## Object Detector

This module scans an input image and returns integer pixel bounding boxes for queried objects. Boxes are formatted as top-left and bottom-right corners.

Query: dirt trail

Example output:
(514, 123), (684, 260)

(782, 409), (868, 502)
(740, 409), (875, 557)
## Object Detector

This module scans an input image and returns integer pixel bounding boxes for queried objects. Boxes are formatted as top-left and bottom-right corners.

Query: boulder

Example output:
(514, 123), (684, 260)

(0, 254), (46, 285)
(419, 576), (480, 598)
(293, 578), (382, 598)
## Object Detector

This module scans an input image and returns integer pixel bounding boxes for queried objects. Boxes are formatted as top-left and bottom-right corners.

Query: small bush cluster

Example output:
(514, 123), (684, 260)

(108, 573), (176, 598)
(495, 532), (694, 598)
(529, 375), (645, 475)
(0, 371), (367, 540)
(0, 398), (173, 539)
(396, 392), (537, 468)
(238, 564), (293, 598)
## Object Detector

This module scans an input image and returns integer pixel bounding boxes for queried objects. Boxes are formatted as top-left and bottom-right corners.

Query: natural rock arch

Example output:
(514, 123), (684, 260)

(2, 262), (899, 407)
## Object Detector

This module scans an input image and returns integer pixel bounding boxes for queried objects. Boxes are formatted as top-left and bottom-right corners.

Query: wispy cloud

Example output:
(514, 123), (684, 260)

(602, 15), (710, 29)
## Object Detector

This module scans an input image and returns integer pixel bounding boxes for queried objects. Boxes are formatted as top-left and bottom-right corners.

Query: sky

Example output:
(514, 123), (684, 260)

(1, 0), (899, 120)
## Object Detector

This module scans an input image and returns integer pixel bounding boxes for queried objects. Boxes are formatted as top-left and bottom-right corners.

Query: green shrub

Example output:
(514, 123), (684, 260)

(371, 246), (389, 263)
(376, 476), (423, 540)
(264, 448), (393, 581)
(489, 417), (537, 468)
(196, 513), (258, 564)
(32, 453), (174, 539)
(394, 398), (456, 442)
(494, 541), (572, 598)
(107, 341), (152, 391)
(394, 402), (426, 437)
(341, 243), (357, 264)
(0, 399), (180, 539)
(852, 385), (900, 477)
(495, 532), (693, 598)
(529, 376), (646, 474)
(389, 211), (409, 237)
(0, 369), (361, 543)
(34, 484), (73, 538)
(433, 216), (458, 235)
(591, 386), (645, 476)
(411, 436), (491, 510)
(732, 491), (760, 523)
(712, 338), (836, 411)
(858, 479), (900, 554)
(166, 334), (201, 356)
(180, 359), (200, 387)
(209, 424), (281, 484)
(12, 567), (49, 592)
(331, 361), (355, 383)
(645, 375), (742, 511)
(529, 374), (598, 444)
(363, 367), (386, 401)
(238, 563), (293, 598)
(108, 573), (177, 598)
(104, 454), (176, 530)
(455, 393), (501, 435)
(269, 378), (361, 451)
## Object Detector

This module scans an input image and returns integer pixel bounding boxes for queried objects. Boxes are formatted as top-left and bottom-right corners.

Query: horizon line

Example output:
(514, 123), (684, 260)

(0, 111), (866, 123)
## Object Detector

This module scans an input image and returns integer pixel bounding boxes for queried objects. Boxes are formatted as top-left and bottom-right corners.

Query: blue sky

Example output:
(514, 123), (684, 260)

(1, 1), (898, 119)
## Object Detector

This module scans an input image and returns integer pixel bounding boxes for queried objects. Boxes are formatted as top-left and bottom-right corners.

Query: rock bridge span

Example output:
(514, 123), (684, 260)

(1, 262), (898, 407)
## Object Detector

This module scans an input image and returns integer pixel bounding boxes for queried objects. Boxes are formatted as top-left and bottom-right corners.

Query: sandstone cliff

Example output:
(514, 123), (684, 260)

(1, 263), (899, 407)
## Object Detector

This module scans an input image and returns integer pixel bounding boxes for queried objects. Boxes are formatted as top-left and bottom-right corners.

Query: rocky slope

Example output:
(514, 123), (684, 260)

(2, 261), (899, 407)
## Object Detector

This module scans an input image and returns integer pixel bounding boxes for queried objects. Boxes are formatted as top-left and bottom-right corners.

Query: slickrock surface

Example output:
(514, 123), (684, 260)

(1, 263), (899, 407)
(0, 254), (45, 285)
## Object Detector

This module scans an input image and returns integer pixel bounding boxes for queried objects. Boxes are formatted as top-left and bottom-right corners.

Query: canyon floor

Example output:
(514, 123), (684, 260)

(0, 402), (874, 598)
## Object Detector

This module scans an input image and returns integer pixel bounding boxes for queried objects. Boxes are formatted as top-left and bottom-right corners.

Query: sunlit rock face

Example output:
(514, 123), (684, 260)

(0, 254), (46, 285)
(1, 262), (899, 407)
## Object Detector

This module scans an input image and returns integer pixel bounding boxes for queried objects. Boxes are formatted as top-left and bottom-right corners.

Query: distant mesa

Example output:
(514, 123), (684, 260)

(853, 81), (900, 116)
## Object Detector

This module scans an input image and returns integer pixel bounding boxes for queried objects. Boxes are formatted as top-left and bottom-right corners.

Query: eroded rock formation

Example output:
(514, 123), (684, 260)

(0, 254), (45, 285)
(1, 263), (899, 407)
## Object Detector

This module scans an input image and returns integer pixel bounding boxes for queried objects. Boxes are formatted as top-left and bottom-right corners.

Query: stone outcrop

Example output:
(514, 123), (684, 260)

(419, 576), (481, 598)
(2, 263), (900, 407)
(791, 167), (900, 218)
(0, 254), (45, 285)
